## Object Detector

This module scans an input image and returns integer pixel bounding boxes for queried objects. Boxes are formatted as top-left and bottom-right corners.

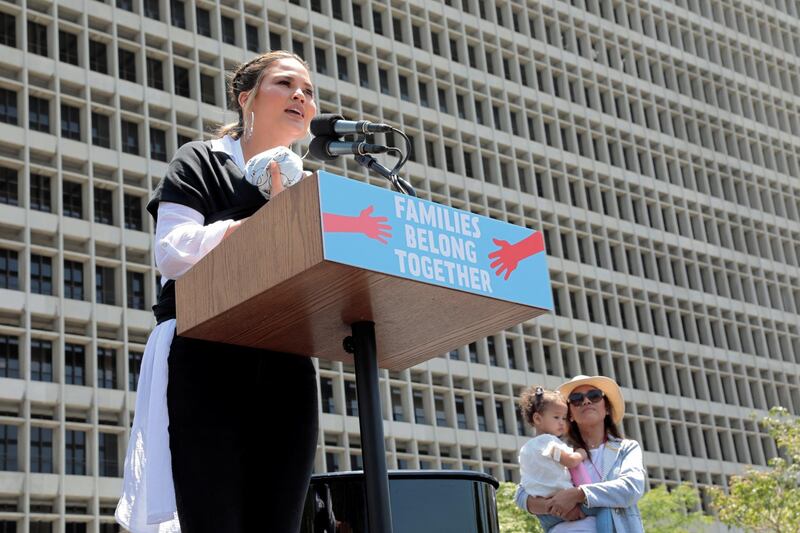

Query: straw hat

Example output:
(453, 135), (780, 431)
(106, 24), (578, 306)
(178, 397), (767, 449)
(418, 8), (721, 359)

(557, 375), (624, 425)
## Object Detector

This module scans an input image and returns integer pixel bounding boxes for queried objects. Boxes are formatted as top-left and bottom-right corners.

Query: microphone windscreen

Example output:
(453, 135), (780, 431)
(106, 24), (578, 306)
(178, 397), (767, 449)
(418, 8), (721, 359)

(309, 136), (338, 161)
(309, 113), (344, 137)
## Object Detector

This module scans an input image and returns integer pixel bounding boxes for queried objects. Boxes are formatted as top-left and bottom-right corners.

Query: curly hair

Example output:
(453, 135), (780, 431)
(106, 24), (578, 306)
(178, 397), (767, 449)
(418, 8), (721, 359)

(215, 50), (311, 140)
(519, 386), (566, 428)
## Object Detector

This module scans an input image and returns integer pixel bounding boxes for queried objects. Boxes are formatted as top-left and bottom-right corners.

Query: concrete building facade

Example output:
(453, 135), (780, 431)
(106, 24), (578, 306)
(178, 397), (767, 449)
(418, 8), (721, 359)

(0, 0), (799, 530)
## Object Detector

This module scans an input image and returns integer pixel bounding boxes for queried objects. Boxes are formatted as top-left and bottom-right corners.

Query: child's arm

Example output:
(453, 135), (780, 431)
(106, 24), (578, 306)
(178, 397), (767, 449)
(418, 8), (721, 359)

(551, 446), (587, 469)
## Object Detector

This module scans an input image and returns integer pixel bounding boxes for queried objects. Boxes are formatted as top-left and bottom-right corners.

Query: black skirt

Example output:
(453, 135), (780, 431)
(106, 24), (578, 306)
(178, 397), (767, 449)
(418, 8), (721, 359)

(166, 334), (319, 533)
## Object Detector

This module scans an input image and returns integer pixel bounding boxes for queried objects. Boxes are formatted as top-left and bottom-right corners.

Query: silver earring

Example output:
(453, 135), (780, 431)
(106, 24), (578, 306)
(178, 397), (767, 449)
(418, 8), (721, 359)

(244, 111), (255, 142)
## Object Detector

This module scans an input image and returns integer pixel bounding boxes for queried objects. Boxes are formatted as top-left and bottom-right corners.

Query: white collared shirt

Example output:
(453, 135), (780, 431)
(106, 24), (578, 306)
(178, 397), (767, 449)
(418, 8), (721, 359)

(116, 137), (245, 533)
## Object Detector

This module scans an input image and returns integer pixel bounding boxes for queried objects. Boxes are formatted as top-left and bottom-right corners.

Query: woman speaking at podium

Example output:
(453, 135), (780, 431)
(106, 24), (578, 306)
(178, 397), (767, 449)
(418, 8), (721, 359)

(116, 50), (319, 533)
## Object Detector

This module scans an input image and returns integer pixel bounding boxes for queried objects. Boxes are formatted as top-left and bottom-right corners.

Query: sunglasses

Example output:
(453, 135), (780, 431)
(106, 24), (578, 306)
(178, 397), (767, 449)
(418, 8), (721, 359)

(568, 389), (605, 406)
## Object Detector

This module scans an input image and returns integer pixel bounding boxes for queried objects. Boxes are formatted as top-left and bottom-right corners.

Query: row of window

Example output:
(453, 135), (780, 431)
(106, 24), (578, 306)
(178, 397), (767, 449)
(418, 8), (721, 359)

(0, 425), (119, 477)
(0, 89), (172, 163)
(0, 167), (143, 229)
(0, 252), (147, 309)
(319, 368), (780, 465)
(0, 336), (143, 390)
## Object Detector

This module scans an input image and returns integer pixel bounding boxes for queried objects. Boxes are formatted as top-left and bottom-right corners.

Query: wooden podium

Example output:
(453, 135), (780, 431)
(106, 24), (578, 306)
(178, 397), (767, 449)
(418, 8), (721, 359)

(176, 171), (552, 532)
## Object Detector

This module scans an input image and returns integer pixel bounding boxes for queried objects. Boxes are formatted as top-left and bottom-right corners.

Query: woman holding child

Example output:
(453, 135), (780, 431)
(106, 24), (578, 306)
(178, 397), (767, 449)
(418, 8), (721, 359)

(516, 375), (646, 532)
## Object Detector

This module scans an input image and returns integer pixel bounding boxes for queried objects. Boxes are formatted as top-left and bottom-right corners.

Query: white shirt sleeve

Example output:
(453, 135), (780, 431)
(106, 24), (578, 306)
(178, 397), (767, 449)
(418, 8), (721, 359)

(154, 202), (233, 282)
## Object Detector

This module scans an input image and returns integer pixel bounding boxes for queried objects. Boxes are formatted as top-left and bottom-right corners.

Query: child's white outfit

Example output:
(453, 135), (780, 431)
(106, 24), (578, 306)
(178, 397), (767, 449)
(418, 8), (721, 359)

(519, 433), (576, 497)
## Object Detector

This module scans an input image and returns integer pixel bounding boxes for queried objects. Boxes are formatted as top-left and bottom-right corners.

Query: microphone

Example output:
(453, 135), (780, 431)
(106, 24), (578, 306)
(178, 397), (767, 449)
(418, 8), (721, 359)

(310, 113), (392, 136)
(309, 136), (390, 161)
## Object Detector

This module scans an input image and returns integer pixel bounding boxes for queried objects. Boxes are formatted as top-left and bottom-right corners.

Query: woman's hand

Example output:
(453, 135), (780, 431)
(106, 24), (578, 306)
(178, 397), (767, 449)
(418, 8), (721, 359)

(223, 218), (248, 239)
(269, 160), (285, 197)
(547, 487), (585, 516)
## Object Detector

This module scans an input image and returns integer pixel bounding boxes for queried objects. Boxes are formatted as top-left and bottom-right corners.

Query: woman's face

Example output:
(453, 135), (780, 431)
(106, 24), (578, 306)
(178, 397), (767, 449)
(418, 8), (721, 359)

(567, 385), (609, 429)
(245, 57), (317, 146)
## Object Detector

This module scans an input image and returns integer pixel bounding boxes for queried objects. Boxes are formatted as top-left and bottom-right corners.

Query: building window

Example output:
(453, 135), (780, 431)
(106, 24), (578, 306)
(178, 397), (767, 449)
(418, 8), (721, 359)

(413, 390), (425, 424)
(60, 103), (81, 141)
(118, 48), (136, 82)
(195, 7), (211, 37)
(0, 425), (17, 471)
(97, 347), (116, 389)
(372, 10), (383, 34)
(30, 254), (52, 295)
(314, 47), (327, 75)
(0, 335), (19, 379)
(63, 181), (82, 219)
(116, 0), (133, 11)
(64, 260), (84, 300)
(292, 39), (304, 59)
(65, 343), (85, 386)
(174, 66), (190, 98)
(221, 15), (235, 45)
(66, 523), (86, 533)
(126, 271), (145, 309)
(31, 523), (54, 533)
(476, 398), (487, 431)
(455, 396), (468, 429)
(91, 112), (110, 148)
(357, 62), (369, 88)
(89, 40), (107, 74)
(30, 339), (52, 382)
(0, 12), (15, 47)
(150, 128), (167, 162)
(65, 430), (86, 475)
(30, 427), (53, 473)
(336, 55), (348, 82)
(59, 31), (78, 65)
(245, 24), (259, 52)
(27, 21), (48, 56)
(143, 0), (160, 19)
(320, 377), (334, 413)
(269, 31), (282, 51)
(98, 433), (118, 477)
(120, 120), (139, 155)
(495, 401), (507, 433)
(96, 265), (115, 305)
(391, 387), (404, 421)
(0, 88), (17, 125)
(123, 194), (142, 230)
(0, 249), (19, 290)
(0, 167), (18, 206)
(177, 133), (192, 148)
(170, 0), (186, 28)
(28, 96), (50, 133)
(146, 57), (164, 90)
(94, 187), (113, 225)
(30, 174), (51, 212)
(344, 380), (358, 416)
(352, 3), (362, 26)
(200, 74), (215, 105)
(378, 68), (390, 94)
(128, 351), (142, 391)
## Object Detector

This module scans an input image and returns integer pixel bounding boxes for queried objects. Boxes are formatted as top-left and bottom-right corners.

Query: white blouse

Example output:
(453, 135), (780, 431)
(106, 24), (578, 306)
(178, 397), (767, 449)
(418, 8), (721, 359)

(115, 137), (243, 533)
(519, 434), (575, 497)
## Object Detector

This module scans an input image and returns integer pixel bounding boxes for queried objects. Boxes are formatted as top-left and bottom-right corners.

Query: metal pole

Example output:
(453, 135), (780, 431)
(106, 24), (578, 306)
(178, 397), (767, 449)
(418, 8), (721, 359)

(348, 321), (394, 533)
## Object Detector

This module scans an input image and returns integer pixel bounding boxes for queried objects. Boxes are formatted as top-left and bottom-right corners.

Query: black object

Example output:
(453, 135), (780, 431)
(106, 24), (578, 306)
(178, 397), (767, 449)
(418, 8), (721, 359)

(310, 113), (392, 136)
(300, 470), (500, 533)
(346, 321), (394, 533)
(309, 137), (390, 161)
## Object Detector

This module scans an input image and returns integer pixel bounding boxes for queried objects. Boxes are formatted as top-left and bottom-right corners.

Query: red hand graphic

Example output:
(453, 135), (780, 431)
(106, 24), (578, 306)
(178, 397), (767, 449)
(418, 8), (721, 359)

(322, 205), (392, 244)
(488, 231), (545, 280)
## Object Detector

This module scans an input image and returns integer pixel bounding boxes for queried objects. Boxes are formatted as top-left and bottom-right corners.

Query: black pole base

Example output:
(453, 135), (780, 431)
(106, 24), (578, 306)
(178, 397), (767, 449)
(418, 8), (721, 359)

(347, 321), (394, 533)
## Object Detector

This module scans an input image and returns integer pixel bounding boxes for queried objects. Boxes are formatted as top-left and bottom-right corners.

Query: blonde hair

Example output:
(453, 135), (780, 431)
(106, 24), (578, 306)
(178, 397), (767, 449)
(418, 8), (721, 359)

(215, 50), (311, 139)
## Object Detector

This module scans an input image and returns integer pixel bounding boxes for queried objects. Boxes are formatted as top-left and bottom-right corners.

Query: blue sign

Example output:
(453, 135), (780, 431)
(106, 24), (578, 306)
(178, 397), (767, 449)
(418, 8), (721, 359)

(318, 171), (553, 310)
